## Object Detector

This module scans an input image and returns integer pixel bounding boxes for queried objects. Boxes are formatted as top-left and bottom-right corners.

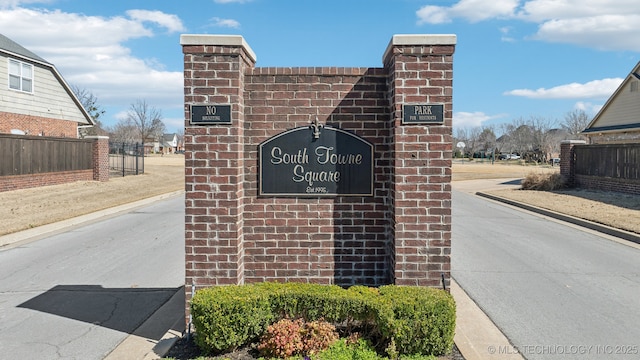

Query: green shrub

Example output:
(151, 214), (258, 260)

(190, 282), (455, 357)
(315, 338), (438, 360)
(190, 285), (273, 353)
(315, 338), (381, 360)
(379, 286), (456, 356)
(258, 282), (351, 322)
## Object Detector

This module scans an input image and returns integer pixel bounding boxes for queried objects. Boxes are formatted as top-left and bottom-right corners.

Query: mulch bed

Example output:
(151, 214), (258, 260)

(163, 335), (465, 360)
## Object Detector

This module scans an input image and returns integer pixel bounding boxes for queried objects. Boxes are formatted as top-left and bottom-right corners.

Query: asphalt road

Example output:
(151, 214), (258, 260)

(0, 194), (185, 360)
(452, 190), (640, 360)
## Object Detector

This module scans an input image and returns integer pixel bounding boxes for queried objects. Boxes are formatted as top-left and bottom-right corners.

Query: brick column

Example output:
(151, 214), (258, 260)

(87, 136), (109, 182)
(181, 35), (256, 317)
(383, 35), (456, 288)
(560, 140), (586, 187)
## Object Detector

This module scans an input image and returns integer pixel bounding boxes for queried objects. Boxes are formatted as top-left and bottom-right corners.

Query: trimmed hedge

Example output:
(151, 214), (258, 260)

(190, 282), (455, 357)
(190, 285), (274, 353)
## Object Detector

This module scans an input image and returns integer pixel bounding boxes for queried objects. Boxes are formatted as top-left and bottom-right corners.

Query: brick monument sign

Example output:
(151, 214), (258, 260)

(181, 34), (456, 312)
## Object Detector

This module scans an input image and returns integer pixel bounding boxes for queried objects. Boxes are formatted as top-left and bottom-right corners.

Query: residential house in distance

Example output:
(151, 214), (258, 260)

(161, 133), (178, 154)
(583, 61), (640, 144)
(0, 33), (93, 137)
(143, 133), (181, 154)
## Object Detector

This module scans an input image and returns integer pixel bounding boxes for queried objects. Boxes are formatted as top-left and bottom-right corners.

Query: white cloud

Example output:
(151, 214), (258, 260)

(499, 26), (516, 42)
(126, 9), (186, 33)
(533, 15), (640, 51)
(520, 1), (640, 51)
(0, 0), (51, 9)
(416, 5), (451, 24)
(211, 17), (241, 28)
(517, 0), (639, 22)
(574, 101), (603, 115)
(0, 7), (183, 113)
(417, 0), (640, 51)
(504, 78), (623, 99)
(453, 111), (506, 129)
(417, 0), (518, 24)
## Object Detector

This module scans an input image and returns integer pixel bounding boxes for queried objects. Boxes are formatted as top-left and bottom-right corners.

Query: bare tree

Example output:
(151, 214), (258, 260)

(126, 99), (165, 143)
(477, 126), (497, 155)
(562, 109), (590, 140)
(71, 85), (107, 137)
(108, 120), (138, 143)
(528, 116), (556, 162)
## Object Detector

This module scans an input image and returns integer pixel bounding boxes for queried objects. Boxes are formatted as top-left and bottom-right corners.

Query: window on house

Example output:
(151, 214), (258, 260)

(8, 59), (33, 93)
(631, 81), (638, 93)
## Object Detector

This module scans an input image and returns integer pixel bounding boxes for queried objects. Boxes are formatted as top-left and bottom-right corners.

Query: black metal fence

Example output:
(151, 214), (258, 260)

(108, 142), (144, 176)
(574, 143), (640, 180)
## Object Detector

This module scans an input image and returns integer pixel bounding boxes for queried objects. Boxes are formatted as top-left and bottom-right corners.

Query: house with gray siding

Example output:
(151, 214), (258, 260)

(0, 33), (93, 137)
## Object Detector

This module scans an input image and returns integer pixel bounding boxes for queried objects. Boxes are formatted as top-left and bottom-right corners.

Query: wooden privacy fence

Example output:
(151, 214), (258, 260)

(0, 134), (92, 176)
(574, 143), (640, 180)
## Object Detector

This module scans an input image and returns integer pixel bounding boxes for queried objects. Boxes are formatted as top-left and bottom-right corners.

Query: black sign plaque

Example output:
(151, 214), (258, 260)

(403, 104), (444, 124)
(190, 104), (232, 125)
(259, 126), (373, 197)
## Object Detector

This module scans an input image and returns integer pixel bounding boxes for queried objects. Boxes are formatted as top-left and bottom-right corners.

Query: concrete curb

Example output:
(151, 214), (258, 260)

(476, 192), (640, 245)
(451, 280), (524, 360)
(0, 191), (184, 249)
(104, 288), (185, 360)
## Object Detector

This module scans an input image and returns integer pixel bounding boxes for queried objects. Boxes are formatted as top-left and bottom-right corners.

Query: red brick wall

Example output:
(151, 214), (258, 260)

(242, 67), (391, 286)
(183, 40), (254, 291)
(575, 175), (640, 195)
(560, 140), (585, 186)
(182, 35), (455, 308)
(384, 42), (454, 287)
(0, 111), (77, 137)
(0, 170), (93, 192)
(89, 136), (110, 182)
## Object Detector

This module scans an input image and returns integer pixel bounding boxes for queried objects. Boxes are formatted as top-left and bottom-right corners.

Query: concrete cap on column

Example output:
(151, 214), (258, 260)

(180, 34), (257, 63)
(382, 34), (457, 62)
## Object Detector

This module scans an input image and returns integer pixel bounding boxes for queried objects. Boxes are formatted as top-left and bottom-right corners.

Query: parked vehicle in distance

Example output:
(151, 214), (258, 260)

(499, 153), (520, 160)
(551, 158), (560, 165)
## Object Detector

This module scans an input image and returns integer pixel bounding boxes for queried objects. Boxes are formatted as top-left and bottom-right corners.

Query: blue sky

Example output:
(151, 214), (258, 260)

(1, 0), (638, 135)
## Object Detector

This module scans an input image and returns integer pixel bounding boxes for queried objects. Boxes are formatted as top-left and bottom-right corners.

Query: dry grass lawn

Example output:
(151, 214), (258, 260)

(0, 155), (184, 236)
(1, 157), (639, 237)
(454, 161), (640, 235)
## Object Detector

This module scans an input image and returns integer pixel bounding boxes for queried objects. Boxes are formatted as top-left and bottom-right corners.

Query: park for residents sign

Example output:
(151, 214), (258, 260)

(259, 125), (373, 196)
(403, 104), (444, 124)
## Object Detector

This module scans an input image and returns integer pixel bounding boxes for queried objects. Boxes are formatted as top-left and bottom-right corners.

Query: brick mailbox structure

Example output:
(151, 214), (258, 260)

(181, 34), (456, 314)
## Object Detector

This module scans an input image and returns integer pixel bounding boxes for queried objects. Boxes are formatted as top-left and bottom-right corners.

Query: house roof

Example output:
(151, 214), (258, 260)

(0, 34), (50, 64)
(0, 33), (94, 126)
(583, 61), (640, 135)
